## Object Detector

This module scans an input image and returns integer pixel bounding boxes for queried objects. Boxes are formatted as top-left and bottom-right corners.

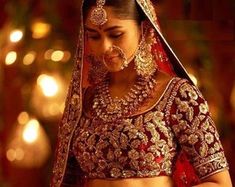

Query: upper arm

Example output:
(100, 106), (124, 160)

(168, 79), (230, 180)
(200, 170), (232, 186)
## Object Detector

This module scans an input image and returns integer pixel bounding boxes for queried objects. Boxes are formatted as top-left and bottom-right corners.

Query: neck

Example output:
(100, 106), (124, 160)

(109, 61), (137, 86)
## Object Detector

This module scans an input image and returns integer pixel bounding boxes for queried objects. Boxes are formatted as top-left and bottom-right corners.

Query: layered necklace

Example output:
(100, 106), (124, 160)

(92, 73), (157, 122)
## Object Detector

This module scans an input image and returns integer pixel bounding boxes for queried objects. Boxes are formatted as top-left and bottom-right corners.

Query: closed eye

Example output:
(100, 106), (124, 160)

(86, 31), (101, 40)
(88, 35), (100, 40)
(109, 33), (124, 39)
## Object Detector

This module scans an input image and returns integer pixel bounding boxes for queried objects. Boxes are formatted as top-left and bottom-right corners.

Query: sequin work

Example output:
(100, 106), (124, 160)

(72, 78), (229, 180)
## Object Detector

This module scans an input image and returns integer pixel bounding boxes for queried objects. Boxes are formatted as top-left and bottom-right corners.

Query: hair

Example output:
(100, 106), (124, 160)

(82, 0), (146, 24)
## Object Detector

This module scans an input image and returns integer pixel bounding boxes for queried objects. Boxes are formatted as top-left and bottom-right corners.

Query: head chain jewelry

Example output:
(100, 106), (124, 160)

(90, 0), (108, 26)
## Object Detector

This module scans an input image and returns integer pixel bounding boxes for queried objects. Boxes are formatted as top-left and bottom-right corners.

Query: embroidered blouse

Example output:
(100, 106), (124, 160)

(71, 77), (228, 182)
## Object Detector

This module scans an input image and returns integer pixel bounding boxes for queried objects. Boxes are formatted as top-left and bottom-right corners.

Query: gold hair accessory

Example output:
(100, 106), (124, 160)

(90, 0), (108, 26)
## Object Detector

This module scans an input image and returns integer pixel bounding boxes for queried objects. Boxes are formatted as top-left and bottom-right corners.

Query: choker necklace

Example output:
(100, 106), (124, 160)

(92, 74), (157, 122)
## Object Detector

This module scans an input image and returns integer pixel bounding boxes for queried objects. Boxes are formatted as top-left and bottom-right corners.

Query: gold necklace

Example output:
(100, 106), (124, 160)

(92, 74), (157, 122)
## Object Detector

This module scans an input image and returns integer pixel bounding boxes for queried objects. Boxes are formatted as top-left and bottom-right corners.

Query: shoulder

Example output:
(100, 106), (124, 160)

(167, 76), (211, 124)
(170, 77), (205, 104)
(163, 76), (211, 123)
(151, 71), (199, 107)
(154, 71), (198, 97)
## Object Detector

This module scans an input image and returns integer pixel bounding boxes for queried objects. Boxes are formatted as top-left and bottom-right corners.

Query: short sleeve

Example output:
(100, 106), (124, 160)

(168, 79), (229, 180)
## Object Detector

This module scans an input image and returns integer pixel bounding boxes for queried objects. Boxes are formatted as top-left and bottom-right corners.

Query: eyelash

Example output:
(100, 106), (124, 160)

(88, 36), (100, 40)
(110, 33), (123, 38)
(87, 33), (124, 40)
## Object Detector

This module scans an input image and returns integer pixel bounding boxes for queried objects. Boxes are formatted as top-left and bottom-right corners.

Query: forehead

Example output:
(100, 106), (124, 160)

(85, 6), (137, 30)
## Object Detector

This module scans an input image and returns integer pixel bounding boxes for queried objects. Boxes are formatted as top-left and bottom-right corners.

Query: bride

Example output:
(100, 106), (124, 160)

(50, 0), (232, 187)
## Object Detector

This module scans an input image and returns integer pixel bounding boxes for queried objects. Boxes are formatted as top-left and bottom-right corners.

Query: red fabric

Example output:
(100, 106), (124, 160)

(152, 36), (175, 76)
(82, 21), (200, 186)
(150, 21), (200, 186)
(173, 151), (200, 187)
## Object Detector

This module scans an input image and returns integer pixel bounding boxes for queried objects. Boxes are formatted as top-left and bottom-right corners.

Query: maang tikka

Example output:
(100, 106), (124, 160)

(90, 0), (108, 26)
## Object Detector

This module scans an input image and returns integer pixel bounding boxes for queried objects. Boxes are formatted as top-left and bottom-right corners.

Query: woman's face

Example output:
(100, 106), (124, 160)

(85, 7), (141, 72)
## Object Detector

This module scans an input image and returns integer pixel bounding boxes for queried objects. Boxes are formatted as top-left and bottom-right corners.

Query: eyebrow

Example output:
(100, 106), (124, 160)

(85, 26), (123, 33)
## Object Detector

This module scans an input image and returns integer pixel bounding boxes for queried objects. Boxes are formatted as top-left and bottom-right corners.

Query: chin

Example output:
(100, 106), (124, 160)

(103, 60), (123, 72)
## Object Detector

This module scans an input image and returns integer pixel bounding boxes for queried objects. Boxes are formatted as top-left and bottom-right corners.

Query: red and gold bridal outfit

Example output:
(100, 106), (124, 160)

(50, 0), (229, 186)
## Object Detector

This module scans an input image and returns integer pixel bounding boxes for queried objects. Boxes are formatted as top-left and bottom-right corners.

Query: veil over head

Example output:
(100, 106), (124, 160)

(51, 0), (196, 186)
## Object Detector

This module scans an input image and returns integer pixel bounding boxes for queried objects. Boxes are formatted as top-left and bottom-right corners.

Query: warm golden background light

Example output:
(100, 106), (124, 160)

(31, 21), (51, 39)
(10, 29), (23, 43)
(0, 1), (234, 187)
(5, 51), (17, 65)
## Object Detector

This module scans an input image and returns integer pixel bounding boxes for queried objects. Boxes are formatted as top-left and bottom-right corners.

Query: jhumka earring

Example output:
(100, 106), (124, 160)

(90, 0), (108, 26)
(134, 23), (158, 78)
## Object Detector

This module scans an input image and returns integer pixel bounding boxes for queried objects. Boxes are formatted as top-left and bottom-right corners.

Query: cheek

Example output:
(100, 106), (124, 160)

(119, 34), (139, 57)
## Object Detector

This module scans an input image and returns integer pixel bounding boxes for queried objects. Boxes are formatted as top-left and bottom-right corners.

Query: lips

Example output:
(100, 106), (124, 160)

(105, 55), (119, 62)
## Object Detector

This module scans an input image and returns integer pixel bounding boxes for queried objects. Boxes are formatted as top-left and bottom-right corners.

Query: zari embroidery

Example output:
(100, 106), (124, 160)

(51, 27), (84, 186)
(72, 113), (177, 178)
(51, 0), (228, 186)
(168, 79), (229, 179)
(71, 78), (180, 179)
(136, 0), (160, 31)
(71, 78), (228, 181)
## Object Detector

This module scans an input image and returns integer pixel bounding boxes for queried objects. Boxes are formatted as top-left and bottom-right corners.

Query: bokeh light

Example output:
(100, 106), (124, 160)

(10, 29), (23, 43)
(17, 112), (30, 125)
(51, 50), (64, 62)
(15, 148), (25, 161)
(44, 49), (54, 60)
(6, 116), (51, 168)
(37, 74), (59, 97)
(5, 51), (17, 65)
(31, 73), (67, 119)
(22, 119), (40, 144)
(31, 21), (51, 39)
(23, 51), (36, 65)
(62, 51), (71, 62)
(6, 149), (16, 162)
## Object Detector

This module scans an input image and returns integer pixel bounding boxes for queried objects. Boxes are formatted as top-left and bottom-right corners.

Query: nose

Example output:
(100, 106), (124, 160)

(100, 38), (112, 55)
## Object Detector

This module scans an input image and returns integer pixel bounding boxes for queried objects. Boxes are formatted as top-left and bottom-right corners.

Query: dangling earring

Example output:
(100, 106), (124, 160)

(134, 22), (158, 78)
(86, 54), (108, 85)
